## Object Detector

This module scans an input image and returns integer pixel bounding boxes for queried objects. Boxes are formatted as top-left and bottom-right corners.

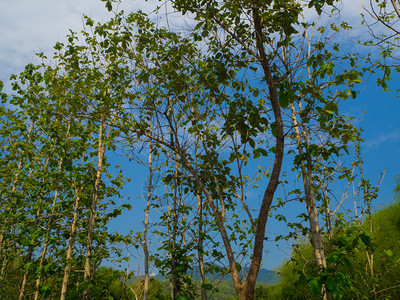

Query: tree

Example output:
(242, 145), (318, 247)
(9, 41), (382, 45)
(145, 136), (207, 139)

(80, 1), (369, 298)
(135, 0), (364, 298)
(0, 26), (129, 298)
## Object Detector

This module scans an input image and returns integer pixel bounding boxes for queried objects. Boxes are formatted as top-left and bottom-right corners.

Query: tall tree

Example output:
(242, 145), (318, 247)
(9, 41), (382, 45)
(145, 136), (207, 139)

(89, 1), (368, 298)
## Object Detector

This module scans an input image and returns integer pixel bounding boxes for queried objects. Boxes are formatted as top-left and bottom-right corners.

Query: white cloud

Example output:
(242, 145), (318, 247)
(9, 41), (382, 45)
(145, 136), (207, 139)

(366, 130), (400, 148)
(0, 0), (392, 92)
(0, 0), (163, 90)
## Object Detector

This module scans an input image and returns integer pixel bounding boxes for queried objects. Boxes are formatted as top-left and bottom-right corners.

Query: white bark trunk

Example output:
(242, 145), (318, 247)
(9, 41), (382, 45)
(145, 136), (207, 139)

(83, 116), (106, 299)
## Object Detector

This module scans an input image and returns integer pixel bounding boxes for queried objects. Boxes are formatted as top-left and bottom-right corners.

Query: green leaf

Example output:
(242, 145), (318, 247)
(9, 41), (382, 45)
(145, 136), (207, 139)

(85, 17), (94, 27)
(194, 21), (203, 31)
(106, 0), (112, 11)
(270, 122), (277, 138)
(307, 277), (322, 296)
(384, 249), (393, 257)
(279, 93), (290, 108)
(248, 138), (255, 148)
(41, 285), (52, 297)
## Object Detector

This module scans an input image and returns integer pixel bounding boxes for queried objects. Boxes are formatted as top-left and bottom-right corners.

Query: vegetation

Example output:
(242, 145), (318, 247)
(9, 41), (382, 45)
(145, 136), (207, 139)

(261, 191), (400, 299)
(0, 0), (399, 299)
(276, 178), (400, 299)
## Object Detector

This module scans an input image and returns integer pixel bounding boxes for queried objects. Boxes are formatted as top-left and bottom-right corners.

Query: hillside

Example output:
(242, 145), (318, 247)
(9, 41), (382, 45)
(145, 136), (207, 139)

(151, 266), (280, 285)
(143, 266), (280, 299)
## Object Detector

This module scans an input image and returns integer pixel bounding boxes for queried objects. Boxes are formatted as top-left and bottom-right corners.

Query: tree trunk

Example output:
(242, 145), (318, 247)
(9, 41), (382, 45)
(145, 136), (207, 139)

(237, 281), (256, 300)
(290, 103), (328, 299)
(83, 116), (106, 299)
(143, 132), (153, 300)
(360, 165), (376, 298)
(193, 132), (207, 300)
(60, 185), (83, 300)
(238, 6), (285, 300)
(196, 194), (207, 300)
(169, 155), (179, 300)
(165, 98), (178, 299)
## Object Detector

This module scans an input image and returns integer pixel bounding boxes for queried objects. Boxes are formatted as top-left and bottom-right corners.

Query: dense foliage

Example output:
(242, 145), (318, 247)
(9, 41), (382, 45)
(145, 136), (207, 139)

(257, 186), (400, 299)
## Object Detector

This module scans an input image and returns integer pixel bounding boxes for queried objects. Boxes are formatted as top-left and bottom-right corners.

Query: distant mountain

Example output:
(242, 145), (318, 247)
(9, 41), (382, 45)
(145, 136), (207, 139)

(140, 266), (279, 299)
(256, 268), (280, 284)
(151, 265), (280, 285)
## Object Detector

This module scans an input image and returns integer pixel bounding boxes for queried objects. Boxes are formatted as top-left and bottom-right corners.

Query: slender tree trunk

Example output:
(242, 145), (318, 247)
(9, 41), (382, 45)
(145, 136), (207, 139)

(236, 6), (285, 299)
(194, 129), (207, 300)
(143, 133), (153, 300)
(322, 168), (333, 244)
(366, 215), (375, 298)
(290, 103), (329, 299)
(169, 156), (179, 300)
(360, 163), (376, 298)
(196, 193), (207, 300)
(166, 97), (178, 300)
(60, 185), (83, 300)
(19, 256), (31, 300)
(290, 103), (327, 270)
(83, 116), (106, 299)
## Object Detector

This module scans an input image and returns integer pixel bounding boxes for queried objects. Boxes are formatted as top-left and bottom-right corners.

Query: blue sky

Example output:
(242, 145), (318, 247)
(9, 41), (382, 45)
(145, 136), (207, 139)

(1, 0), (399, 272)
